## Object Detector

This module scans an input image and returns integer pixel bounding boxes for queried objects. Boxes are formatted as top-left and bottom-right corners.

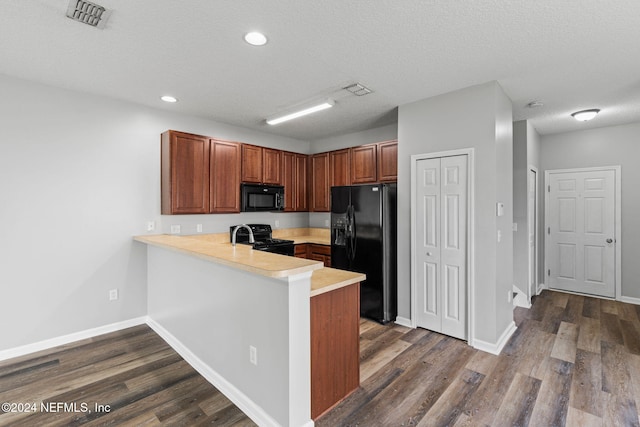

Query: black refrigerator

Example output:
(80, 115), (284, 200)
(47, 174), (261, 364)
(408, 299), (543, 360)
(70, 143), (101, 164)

(331, 183), (397, 324)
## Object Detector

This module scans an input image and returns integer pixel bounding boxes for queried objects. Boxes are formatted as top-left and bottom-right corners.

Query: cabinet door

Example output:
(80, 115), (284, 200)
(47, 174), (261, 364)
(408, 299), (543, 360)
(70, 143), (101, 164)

(210, 139), (241, 213)
(377, 140), (398, 182)
(241, 144), (263, 183)
(311, 153), (330, 212)
(351, 144), (377, 184)
(295, 154), (309, 211)
(294, 244), (308, 258)
(309, 244), (331, 267)
(263, 148), (282, 185)
(330, 149), (351, 187)
(161, 131), (210, 214)
(282, 151), (296, 211)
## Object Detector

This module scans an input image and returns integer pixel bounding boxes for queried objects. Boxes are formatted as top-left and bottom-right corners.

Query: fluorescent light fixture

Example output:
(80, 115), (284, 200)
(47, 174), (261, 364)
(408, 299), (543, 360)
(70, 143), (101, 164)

(571, 109), (600, 121)
(244, 32), (267, 46)
(161, 95), (178, 103)
(266, 99), (335, 125)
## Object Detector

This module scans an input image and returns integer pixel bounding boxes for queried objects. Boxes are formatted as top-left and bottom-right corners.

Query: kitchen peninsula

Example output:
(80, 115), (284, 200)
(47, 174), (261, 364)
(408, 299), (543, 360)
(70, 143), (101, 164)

(134, 232), (364, 426)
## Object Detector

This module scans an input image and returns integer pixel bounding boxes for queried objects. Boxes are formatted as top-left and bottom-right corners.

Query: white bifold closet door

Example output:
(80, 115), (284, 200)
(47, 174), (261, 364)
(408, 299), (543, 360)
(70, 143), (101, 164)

(415, 155), (467, 340)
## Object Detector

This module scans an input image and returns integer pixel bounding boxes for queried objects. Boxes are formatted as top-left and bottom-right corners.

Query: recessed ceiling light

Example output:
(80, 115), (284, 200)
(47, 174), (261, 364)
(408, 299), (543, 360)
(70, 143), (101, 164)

(161, 95), (178, 103)
(244, 32), (267, 46)
(571, 109), (600, 121)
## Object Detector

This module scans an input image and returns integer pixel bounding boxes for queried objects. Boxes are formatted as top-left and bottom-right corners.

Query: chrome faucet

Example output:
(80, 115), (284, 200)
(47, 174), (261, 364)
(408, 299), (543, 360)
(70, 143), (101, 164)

(231, 224), (255, 246)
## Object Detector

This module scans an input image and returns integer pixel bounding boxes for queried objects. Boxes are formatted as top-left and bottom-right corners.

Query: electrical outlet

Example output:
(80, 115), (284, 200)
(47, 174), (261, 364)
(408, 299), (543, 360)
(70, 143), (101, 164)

(249, 345), (258, 365)
(109, 289), (118, 301)
(325, 219), (330, 227)
(497, 229), (502, 242)
(513, 222), (518, 232)
(507, 290), (512, 303)
(275, 220), (280, 228)
(196, 224), (203, 233)
(146, 221), (155, 232)
(170, 225), (181, 234)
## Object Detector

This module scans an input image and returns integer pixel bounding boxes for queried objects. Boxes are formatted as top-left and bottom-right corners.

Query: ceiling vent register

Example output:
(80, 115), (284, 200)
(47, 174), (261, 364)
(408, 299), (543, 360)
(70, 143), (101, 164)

(344, 83), (373, 96)
(66, 0), (111, 29)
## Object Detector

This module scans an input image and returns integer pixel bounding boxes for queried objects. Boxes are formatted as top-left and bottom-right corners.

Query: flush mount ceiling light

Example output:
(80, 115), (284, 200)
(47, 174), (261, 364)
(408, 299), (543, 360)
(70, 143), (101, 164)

(571, 109), (600, 121)
(526, 101), (544, 108)
(266, 99), (335, 125)
(161, 95), (178, 103)
(244, 32), (268, 46)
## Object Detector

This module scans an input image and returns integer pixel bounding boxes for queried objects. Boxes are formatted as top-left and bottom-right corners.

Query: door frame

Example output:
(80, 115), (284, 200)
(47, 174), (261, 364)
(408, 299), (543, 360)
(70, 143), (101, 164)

(410, 148), (475, 345)
(528, 165), (539, 302)
(544, 166), (622, 299)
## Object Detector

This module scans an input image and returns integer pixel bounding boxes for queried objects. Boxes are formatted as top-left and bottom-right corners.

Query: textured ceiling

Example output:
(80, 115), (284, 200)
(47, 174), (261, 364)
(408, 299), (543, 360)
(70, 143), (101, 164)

(1, 0), (639, 141)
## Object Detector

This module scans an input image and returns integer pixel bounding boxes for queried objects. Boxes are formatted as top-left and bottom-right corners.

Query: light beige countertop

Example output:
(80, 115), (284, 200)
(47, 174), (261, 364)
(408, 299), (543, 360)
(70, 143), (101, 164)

(134, 232), (364, 296)
(134, 234), (323, 278)
(273, 228), (331, 246)
(310, 268), (365, 297)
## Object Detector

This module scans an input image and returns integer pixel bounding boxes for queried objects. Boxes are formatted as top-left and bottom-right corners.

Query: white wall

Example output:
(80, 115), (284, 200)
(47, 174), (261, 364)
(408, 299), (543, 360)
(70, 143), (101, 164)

(540, 121), (640, 300)
(309, 123), (398, 154)
(0, 74), (310, 351)
(512, 121), (542, 302)
(146, 246), (311, 426)
(398, 81), (514, 344)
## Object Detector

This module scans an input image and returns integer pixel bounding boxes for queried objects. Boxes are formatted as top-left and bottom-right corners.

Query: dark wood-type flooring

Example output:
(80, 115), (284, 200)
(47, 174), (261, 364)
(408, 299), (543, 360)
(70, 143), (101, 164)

(317, 290), (640, 427)
(0, 325), (257, 426)
(1, 290), (639, 426)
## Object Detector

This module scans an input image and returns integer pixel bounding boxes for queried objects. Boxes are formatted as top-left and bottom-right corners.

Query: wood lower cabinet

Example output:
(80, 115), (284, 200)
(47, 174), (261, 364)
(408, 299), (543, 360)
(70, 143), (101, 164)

(295, 244), (331, 267)
(377, 140), (398, 182)
(311, 283), (360, 419)
(311, 153), (330, 212)
(308, 244), (331, 267)
(161, 131), (241, 215)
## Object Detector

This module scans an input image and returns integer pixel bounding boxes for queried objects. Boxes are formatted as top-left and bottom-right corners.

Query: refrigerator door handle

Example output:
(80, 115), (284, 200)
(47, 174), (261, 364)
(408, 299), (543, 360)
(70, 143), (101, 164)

(350, 206), (357, 260)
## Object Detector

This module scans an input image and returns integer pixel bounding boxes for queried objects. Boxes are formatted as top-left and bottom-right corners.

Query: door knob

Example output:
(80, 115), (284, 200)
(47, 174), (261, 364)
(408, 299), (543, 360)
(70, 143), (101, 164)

(426, 252), (432, 256)
(606, 238), (613, 244)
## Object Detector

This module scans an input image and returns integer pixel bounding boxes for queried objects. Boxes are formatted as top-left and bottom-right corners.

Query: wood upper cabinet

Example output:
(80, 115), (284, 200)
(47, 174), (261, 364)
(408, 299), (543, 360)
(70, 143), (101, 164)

(377, 140), (398, 182)
(350, 143), (378, 184)
(161, 131), (241, 214)
(283, 151), (309, 212)
(241, 144), (263, 183)
(330, 149), (351, 187)
(241, 144), (282, 185)
(311, 152), (330, 212)
(210, 139), (241, 213)
(295, 154), (309, 211)
(262, 148), (282, 185)
(161, 131), (210, 214)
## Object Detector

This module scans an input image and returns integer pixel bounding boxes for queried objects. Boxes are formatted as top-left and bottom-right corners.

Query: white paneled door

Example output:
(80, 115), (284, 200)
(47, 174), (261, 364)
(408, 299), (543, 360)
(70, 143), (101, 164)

(415, 155), (467, 339)
(547, 169), (616, 297)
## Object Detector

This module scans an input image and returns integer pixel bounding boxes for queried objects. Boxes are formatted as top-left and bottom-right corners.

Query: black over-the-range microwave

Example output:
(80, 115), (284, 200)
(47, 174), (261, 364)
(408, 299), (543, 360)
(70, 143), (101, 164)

(241, 183), (285, 212)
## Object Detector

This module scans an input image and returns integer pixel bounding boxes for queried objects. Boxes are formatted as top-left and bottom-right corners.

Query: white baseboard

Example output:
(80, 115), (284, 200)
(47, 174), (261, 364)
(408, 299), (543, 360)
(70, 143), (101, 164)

(537, 282), (547, 295)
(146, 318), (283, 427)
(0, 316), (147, 362)
(394, 316), (413, 328)
(473, 321), (517, 356)
(618, 296), (640, 306)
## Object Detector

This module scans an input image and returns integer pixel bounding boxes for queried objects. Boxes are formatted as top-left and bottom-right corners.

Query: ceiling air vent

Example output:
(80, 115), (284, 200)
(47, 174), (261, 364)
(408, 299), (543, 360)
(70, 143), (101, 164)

(344, 83), (373, 96)
(66, 0), (111, 29)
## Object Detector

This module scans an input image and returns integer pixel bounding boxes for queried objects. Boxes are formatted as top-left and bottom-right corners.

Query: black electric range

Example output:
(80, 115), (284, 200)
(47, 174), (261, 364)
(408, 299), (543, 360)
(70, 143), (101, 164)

(230, 224), (295, 256)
